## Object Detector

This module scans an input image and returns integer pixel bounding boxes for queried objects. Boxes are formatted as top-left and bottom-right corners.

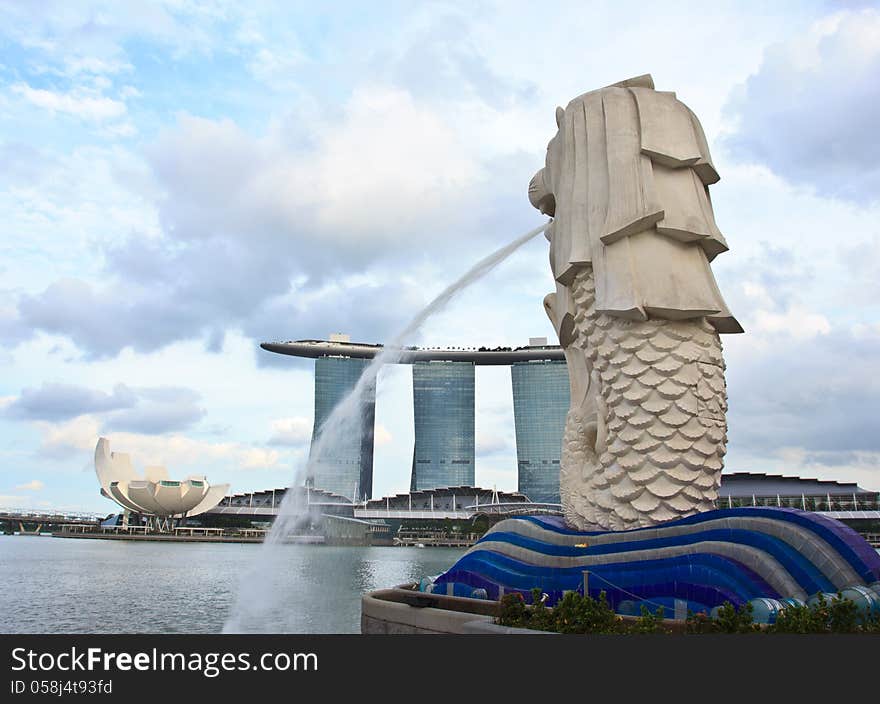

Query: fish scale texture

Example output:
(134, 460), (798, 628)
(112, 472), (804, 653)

(561, 266), (728, 531)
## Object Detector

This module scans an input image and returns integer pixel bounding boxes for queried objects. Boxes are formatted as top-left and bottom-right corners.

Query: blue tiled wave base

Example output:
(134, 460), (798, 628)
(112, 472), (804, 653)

(430, 508), (880, 617)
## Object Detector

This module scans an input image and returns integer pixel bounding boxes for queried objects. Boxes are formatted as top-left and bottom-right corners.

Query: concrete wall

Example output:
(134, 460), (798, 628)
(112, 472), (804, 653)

(361, 588), (555, 634)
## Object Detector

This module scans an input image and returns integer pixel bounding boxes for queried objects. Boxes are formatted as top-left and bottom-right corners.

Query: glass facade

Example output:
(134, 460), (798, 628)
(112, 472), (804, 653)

(308, 356), (376, 501)
(410, 361), (475, 491)
(511, 360), (569, 503)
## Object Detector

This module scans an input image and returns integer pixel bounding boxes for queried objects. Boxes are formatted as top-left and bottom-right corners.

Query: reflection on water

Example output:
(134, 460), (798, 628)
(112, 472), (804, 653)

(0, 536), (463, 634)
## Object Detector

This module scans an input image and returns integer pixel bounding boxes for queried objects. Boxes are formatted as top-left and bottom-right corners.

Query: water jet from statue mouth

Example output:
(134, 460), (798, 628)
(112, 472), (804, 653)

(222, 219), (550, 633)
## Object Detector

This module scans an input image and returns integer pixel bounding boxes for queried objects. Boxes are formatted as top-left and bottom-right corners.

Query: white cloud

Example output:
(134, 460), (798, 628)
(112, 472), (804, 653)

(0, 1), (218, 63)
(100, 432), (282, 472)
(724, 8), (880, 203)
(752, 307), (831, 340)
(308, 85), (484, 234)
(238, 447), (282, 469)
(62, 56), (133, 76)
(268, 416), (312, 446)
(475, 466), (517, 493)
(734, 446), (880, 493)
(724, 325), (880, 471)
(37, 415), (102, 456)
(4, 83), (497, 359)
(7, 382), (206, 434)
(476, 431), (510, 455)
(0, 143), (162, 286)
(90, 75), (112, 91)
(15, 480), (44, 491)
(248, 46), (306, 88)
(100, 121), (137, 138)
(147, 84), (484, 251)
(12, 83), (127, 121)
(741, 281), (774, 309)
(34, 415), (280, 472)
(851, 323), (880, 341)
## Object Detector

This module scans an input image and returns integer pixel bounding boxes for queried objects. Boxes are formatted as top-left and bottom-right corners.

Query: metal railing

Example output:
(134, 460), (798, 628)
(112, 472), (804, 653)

(714, 494), (880, 512)
(0, 508), (105, 522)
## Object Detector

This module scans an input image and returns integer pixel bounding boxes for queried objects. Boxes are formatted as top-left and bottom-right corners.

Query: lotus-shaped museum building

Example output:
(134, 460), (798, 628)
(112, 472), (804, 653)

(94, 437), (229, 518)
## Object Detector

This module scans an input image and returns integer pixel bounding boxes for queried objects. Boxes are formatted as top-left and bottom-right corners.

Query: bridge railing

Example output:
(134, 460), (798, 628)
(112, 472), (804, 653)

(714, 495), (880, 512)
(0, 507), (106, 522)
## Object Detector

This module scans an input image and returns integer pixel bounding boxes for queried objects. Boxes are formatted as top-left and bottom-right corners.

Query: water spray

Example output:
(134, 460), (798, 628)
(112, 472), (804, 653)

(224, 220), (549, 632)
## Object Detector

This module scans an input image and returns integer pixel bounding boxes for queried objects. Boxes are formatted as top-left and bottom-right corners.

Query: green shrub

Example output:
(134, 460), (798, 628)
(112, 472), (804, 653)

(498, 587), (880, 634)
(713, 601), (759, 633)
(631, 604), (666, 634)
(527, 588), (555, 631)
(498, 592), (528, 627)
(685, 609), (718, 634)
(828, 593), (860, 633)
(553, 589), (620, 634)
(498, 589), (607, 632)
(769, 600), (827, 634)
(497, 589), (657, 633)
(861, 610), (880, 633)
(769, 592), (875, 634)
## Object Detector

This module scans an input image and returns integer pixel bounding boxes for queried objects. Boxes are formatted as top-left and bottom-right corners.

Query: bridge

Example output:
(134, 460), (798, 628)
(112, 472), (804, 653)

(205, 501), (564, 521)
(353, 501), (563, 520)
(0, 507), (106, 534)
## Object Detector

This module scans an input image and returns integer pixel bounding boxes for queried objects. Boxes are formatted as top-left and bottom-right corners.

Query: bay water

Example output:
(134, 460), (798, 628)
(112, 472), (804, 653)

(0, 535), (463, 634)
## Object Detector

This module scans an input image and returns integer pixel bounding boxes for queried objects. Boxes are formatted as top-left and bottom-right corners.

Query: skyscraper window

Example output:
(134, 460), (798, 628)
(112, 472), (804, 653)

(308, 356), (376, 501)
(410, 361), (475, 490)
(511, 360), (569, 503)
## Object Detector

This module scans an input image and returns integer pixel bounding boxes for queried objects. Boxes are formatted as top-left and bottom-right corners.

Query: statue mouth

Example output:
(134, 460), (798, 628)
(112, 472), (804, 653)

(528, 168), (556, 216)
(536, 195), (555, 217)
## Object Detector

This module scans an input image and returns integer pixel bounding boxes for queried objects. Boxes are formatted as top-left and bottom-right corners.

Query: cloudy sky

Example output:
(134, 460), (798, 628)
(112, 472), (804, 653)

(1, 1), (878, 513)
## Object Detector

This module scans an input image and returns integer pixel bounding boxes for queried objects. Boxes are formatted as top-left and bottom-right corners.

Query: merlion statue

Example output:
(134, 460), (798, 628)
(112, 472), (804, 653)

(529, 74), (743, 531)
